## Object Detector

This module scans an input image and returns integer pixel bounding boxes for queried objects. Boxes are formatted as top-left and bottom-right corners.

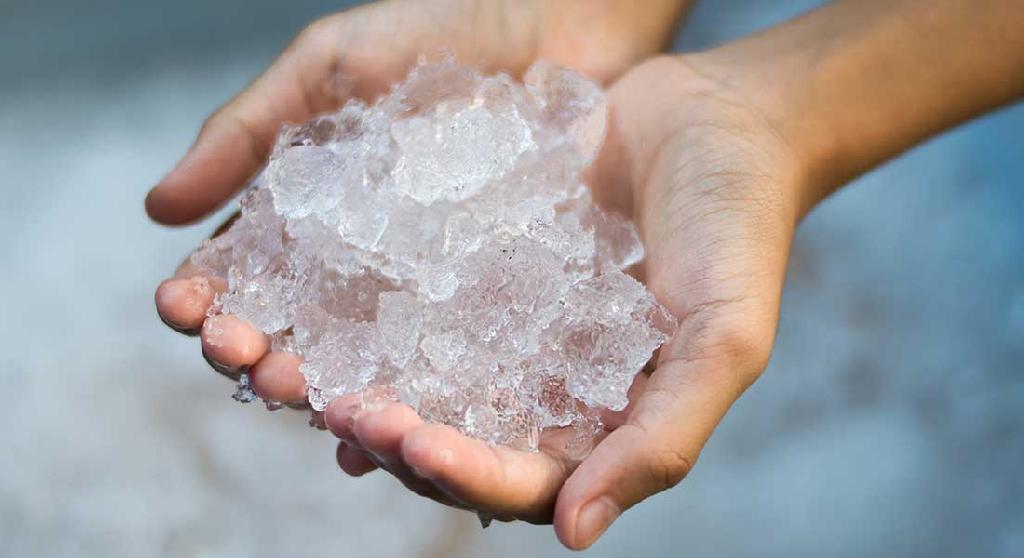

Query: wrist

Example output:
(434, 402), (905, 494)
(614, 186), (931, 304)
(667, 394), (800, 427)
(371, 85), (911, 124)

(687, 0), (1024, 213)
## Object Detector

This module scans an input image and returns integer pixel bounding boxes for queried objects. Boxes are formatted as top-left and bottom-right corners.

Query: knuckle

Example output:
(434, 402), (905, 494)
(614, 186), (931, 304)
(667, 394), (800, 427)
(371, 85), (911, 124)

(296, 16), (337, 49)
(644, 447), (693, 492)
(673, 300), (775, 385)
(620, 423), (693, 495)
(711, 324), (773, 377)
(199, 109), (227, 137)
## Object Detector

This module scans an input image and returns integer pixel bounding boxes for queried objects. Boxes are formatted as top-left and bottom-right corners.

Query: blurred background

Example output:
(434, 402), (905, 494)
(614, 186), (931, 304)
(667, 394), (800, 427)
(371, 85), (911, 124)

(1, 0), (1021, 556)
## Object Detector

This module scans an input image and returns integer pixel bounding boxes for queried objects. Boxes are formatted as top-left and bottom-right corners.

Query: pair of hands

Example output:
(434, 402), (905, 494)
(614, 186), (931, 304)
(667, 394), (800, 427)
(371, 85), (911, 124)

(151, 0), (809, 550)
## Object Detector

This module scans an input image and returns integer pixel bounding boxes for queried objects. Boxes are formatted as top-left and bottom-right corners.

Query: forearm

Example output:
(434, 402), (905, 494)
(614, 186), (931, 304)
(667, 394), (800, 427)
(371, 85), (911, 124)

(693, 0), (1024, 211)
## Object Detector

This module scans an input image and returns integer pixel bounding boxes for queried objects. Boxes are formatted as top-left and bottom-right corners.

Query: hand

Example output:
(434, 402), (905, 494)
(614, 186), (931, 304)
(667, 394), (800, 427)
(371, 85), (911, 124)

(154, 7), (800, 543)
(156, 0), (1024, 548)
(150, 0), (708, 541)
(335, 0), (1024, 546)
(152, 0), (688, 377)
(322, 55), (802, 547)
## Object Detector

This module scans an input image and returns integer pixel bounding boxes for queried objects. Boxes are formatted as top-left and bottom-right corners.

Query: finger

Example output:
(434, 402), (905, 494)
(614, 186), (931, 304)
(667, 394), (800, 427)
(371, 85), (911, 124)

(348, 402), (467, 507)
(351, 402), (424, 465)
(145, 19), (345, 225)
(156, 214), (237, 332)
(155, 276), (225, 333)
(200, 314), (270, 375)
(401, 424), (571, 524)
(249, 351), (307, 403)
(336, 441), (378, 477)
(324, 393), (365, 444)
(553, 353), (757, 550)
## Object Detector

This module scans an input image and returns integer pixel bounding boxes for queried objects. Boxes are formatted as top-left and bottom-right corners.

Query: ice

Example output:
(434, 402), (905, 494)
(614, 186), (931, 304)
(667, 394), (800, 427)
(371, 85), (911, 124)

(269, 146), (346, 221)
(524, 60), (608, 164)
(392, 102), (535, 204)
(190, 59), (677, 450)
(376, 291), (423, 368)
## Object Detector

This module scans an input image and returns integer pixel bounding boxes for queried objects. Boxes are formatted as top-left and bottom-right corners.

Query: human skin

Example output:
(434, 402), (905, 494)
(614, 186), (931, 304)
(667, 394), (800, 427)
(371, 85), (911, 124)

(150, 0), (1024, 551)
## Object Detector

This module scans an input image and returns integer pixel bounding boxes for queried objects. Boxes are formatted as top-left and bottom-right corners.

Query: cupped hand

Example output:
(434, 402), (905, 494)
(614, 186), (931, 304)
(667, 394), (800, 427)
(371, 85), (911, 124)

(154, 0), (686, 399)
(318, 56), (803, 549)
(152, 1), (804, 550)
(158, 52), (805, 549)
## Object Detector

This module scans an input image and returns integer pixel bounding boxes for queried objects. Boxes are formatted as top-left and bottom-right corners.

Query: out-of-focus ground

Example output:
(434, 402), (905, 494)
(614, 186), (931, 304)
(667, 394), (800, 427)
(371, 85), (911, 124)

(1, 0), (1021, 556)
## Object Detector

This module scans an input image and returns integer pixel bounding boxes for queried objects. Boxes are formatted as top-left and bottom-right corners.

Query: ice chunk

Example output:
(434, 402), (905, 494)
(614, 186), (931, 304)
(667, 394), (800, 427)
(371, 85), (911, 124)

(377, 291), (423, 368)
(588, 208), (645, 272)
(269, 146), (346, 220)
(420, 330), (468, 372)
(298, 312), (386, 409)
(392, 101), (535, 204)
(558, 273), (672, 410)
(525, 60), (608, 163)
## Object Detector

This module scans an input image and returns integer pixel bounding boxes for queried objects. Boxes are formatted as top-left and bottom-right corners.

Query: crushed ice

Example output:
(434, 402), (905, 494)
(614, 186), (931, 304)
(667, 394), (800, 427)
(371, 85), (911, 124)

(191, 59), (677, 450)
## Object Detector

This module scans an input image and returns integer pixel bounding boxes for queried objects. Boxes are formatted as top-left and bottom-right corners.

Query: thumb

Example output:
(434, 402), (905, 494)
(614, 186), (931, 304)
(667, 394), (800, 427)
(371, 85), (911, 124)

(144, 18), (347, 225)
(553, 330), (770, 550)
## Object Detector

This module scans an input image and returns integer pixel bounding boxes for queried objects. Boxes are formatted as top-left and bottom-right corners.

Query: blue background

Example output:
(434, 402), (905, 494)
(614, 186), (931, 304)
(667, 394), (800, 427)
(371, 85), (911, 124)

(1, 0), (1021, 555)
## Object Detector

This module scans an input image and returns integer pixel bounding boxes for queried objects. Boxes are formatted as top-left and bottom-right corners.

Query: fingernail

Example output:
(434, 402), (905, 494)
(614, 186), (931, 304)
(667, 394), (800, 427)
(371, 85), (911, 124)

(575, 497), (619, 549)
(144, 188), (160, 213)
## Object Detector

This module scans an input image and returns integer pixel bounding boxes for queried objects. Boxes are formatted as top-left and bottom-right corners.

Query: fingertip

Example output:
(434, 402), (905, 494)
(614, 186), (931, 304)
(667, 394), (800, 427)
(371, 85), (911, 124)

(201, 314), (270, 369)
(145, 186), (172, 225)
(249, 352), (307, 403)
(351, 403), (423, 455)
(144, 188), (159, 221)
(403, 425), (568, 522)
(149, 116), (268, 225)
(555, 496), (619, 551)
(553, 426), (661, 550)
(553, 512), (578, 550)
(146, 141), (215, 226)
(155, 276), (218, 332)
(145, 178), (203, 226)
(552, 485), (595, 550)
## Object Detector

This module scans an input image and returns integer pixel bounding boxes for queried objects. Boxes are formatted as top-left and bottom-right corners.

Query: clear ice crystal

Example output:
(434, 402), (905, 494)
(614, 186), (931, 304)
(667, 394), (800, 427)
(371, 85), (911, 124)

(190, 59), (677, 450)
